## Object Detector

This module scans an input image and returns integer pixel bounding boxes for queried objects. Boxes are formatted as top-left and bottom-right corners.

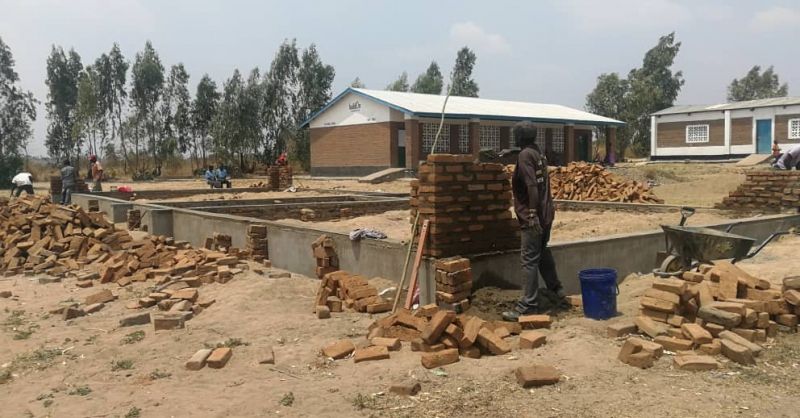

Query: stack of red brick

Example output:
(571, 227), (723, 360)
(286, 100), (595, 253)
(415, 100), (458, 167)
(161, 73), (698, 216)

(321, 304), (554, 371)
(610, 261), (800, 370)
(410, 154), (518, 258)
(313, 270), (391, 318)
(717, 171), (800, 211)
(246, 224), (268, 262)
(268, 166), (293, 190)
(435, 256), (473, 309)
(311, 235), (339, 278)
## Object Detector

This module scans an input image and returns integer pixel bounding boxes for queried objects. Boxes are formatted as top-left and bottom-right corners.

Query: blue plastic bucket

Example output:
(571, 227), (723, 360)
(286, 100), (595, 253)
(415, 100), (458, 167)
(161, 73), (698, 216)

(579, 268), (619, 320)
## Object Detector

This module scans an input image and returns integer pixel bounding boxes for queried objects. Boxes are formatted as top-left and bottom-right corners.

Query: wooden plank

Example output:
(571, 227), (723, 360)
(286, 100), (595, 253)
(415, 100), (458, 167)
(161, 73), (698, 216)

(404, 220), (430, 310)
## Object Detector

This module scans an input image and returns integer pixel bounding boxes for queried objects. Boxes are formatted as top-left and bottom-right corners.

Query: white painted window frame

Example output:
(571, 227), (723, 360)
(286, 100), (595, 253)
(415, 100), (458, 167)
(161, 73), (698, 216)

(789, 118), (800, 140)
(685, 124), (710, 144)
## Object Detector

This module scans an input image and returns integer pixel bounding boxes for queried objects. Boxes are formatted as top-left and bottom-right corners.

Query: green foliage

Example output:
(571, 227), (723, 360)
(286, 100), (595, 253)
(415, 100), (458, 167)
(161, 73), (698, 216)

(411, 61), (444, 95)
(162, 63), (192, 159)
(263, 39), (300, 162)
(386, 71), (409, 92)
(68, 385), (92, 396)
(125, 406), (142, 418)
(450, 47), (479, 97)
(149, 369), (171, 380)
(727, 65), (788, 102)
(130, 40), (165, 172)
(121, 330), (145, 345)
(350, 77), (365, 88)
(351, 393), (377, 410)
(585, 32), (684, 157)
(0, 37), (37, 167)
(279, 392), (295, 407)
(111, 359), (134, 371)
(294, 44), (335, 170)
(45, 46), (83, 161)
(192, 74), (219, 167)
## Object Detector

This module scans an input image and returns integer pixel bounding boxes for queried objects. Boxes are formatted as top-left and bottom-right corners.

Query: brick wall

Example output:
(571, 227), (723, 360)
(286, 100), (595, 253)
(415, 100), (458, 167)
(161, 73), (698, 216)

(717, 171), (800, 211)
(203, 199), (408, 222)
(775, 114), (800, 142)
(731, 117), (753, 146)
(310, 122), (392, 168)
(656, 119), (724, 147)
(410, 154), (518, 257)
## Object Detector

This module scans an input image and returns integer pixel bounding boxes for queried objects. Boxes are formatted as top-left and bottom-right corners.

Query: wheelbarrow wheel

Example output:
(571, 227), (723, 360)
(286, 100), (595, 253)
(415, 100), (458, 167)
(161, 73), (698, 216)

(653, 255), (686, 278)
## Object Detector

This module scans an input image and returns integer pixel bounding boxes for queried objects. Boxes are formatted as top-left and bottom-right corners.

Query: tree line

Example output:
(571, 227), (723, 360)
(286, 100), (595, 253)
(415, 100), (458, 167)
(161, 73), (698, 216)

(586, 32), (790, 157)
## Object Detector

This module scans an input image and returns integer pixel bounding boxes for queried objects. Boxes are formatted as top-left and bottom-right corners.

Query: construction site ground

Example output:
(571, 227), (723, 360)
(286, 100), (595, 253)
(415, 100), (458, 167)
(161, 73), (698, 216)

(1, 235), (798, 418)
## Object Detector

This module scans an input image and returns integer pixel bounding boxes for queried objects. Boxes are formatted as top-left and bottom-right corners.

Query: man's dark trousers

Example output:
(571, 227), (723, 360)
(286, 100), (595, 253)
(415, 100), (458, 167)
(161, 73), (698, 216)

(515, 225), (560, 314)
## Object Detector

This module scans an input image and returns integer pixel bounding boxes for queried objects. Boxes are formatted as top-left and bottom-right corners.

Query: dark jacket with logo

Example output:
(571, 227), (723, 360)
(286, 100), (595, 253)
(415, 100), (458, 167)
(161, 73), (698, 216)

(511, 145), (555, 229)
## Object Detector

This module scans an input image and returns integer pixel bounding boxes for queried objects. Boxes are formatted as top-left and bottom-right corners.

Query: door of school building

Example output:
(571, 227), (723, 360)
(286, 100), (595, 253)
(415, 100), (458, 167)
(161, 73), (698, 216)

(397, 129), (406, 167)
(756, 119), (772, 154)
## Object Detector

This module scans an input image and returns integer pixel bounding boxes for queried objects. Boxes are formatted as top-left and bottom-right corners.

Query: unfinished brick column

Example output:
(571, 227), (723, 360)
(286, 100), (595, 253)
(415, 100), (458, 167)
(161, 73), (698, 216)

(564, 125), (575, 164)
(717, 171), (800, 211)
(405, 118), (420, 170)
(469, 120), (480, 158)
(606, 126), (617, 164)
(499, 126), (510, 150)
(449, 123), (461, 154)
(410, 154), (518, 257)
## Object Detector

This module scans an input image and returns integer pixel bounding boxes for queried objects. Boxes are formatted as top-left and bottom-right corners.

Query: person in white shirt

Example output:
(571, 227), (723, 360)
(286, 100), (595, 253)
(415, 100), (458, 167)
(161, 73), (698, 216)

(773, 144), (800, 170)
(10, 172), (34, 197)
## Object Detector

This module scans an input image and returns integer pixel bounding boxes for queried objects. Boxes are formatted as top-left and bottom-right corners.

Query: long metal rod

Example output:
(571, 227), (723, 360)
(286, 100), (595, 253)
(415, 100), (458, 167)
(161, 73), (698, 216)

(391, 85), (453, 313)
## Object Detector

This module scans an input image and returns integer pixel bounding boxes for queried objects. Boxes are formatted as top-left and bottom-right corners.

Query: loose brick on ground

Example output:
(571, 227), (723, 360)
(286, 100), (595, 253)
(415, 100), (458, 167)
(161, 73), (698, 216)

(322, 340), (355, 359)
(719, 330), (763, 356)
(186, 349), (213, 370)
(634, 316), (668, 338)
(420, 348), (460, 368)
(515, 365), (560, 388)
(85, 289), (115, 305)
(606, 321), (637, 338)
(476, 327), (511, 355)
(259, 347), (275, 365)
(353, 345), (390, 363)
(681, 323), (713, 345)
(627, 351), (655, 369)
(207, 347), (233, 368)
(673, 354), (719, 371)
(390, 381), (421, 396)
(371, 337), (401, 351)
(519, 331), (546, 349)
(720, 339), (755, 365)
(421, 310), (455, 344)
(518, 314), (551, 329)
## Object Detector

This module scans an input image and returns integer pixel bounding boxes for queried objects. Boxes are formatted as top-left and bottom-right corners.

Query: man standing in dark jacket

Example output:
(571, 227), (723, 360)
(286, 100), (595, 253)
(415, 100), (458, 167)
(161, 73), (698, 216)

(503, 121), (565, 321)
(60, 159), (76, 204)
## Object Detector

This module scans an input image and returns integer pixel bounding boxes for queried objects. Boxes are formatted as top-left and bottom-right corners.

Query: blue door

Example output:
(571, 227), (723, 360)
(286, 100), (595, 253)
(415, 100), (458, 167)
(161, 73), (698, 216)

(756, 119), (772, 154)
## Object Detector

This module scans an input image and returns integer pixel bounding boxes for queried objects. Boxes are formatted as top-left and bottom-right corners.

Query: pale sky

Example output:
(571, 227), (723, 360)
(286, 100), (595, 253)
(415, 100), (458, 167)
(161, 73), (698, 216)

(1, 0), (798, 157)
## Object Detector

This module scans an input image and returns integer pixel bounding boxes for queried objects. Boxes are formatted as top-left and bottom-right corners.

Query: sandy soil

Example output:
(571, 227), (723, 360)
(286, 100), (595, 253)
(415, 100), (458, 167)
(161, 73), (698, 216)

(1, 234), (798, 418)
(278, 208), (738, 243)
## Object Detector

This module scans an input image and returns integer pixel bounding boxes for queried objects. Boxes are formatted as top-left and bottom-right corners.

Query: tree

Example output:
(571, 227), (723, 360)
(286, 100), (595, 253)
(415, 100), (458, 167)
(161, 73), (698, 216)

(0, 36), (37, 185)
(585, 73), (629, 155)
(161, 63), (191, 164)
(386, 71), (409, 92)
(191, 74), (219, 167)
(45, 46), (83, 161)
(107, 44), (130, 171)
(74, 65), (104, 158)
(295, 44), (335, 169)
(450, 47), (479, 97)
(411, 61), (443, 94)
(624, 32), (684, 155)
(350, 77), (365, 88)
(211, 68), (244, 164)
(727, 65), (788, 102)
(130, 41), (165, 172)
(262, 39), (300, 162)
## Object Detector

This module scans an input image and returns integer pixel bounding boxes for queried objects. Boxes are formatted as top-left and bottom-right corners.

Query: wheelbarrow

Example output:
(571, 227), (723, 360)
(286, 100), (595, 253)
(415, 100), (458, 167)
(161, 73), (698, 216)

(653, 207), (793, 277)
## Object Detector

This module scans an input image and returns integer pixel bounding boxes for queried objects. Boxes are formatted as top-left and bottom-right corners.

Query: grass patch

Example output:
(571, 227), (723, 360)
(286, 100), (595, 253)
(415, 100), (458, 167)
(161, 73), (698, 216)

(14, 347), (64, 371)
(279, 392), (295, 407)
(111, 359), (134, 371)
(351, 393), (377, 410)
(3, 310), (38, 340)
(642, 166), (685, 183)
(125, 406), (142, 418)
(121, 330), (146, 345)
(68, 385), (92, 396)
(206, 337), (250, 349)
(149, 369), (171, 380)
(0, 369), (12, 384)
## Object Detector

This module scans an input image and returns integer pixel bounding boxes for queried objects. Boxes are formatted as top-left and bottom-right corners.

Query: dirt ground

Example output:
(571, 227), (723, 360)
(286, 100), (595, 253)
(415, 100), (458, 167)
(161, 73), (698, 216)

(1, 232), (798, 417)
(279, 208), (739, 242)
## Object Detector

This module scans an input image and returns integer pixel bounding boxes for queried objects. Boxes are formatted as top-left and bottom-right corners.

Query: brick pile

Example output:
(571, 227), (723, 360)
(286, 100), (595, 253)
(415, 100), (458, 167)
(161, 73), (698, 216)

(546, 162), (663, 203)
(435, 256), (472, 310)
(311, 235), (339, 278)
(246, 224), (268, 262)
(49, 175), (90, 197)
(268, 166), (293, 190)
(0, 196), (247, 325)
(410, 154), (518, 258)
(127, 209), (141, 230)
(314, 270), (391, 317)
(610, 261), (800, 370)
(321, 304), (555, 372)
(204, 233), (232, 252)
(716, 170), (800, 211)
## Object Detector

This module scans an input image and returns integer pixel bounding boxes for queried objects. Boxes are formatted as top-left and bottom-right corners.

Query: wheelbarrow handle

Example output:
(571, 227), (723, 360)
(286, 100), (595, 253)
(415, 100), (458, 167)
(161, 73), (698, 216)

(732, 231), (791, 264)
(724, 222), (741, 233)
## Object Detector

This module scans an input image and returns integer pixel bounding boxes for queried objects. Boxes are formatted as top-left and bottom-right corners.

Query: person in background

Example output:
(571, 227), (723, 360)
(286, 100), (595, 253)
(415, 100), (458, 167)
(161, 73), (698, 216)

(772, 140), (782, 164)
(276, 152), (287, 166)
(502, 121), (566, 322)
(204, 165), (218, 188)
(60, 159), (76, 204)
(89, 155), (103, 192)
(215, 164), (232, 188)
(773, 143), (800, 170)
(10, 171), (34, 197)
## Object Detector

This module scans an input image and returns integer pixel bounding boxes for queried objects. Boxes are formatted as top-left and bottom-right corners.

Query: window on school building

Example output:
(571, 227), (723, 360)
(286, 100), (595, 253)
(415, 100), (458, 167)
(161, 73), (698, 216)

(535, 127), (546, 151)
(458, 125), (470, 153)
(685, 124), (710, 143)
(479, 125), (501, 151)
(790, 119), (800, 140)
(422, 123), (450, 153)
(551, 127), (565, 152)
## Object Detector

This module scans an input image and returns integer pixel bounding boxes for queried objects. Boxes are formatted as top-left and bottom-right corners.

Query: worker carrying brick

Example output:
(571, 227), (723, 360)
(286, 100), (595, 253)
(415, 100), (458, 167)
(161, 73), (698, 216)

(773, 143), (800, 170)
(503, 121), (566, 322)
(89, 155), (103, 192)
(10, 171), (34, 197)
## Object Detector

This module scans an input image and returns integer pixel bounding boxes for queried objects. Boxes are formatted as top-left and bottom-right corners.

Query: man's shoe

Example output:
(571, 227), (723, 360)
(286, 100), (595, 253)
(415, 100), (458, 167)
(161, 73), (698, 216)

(501, 310), (521, 322)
